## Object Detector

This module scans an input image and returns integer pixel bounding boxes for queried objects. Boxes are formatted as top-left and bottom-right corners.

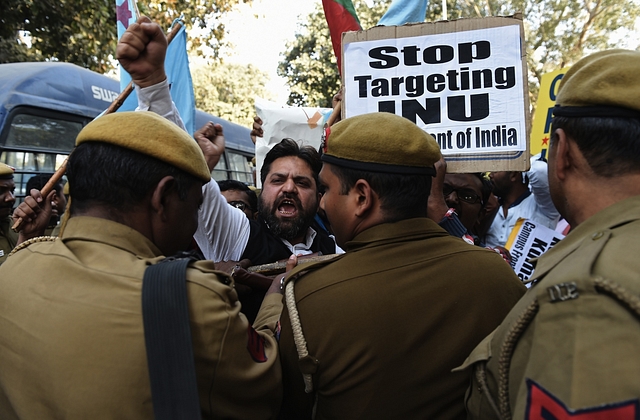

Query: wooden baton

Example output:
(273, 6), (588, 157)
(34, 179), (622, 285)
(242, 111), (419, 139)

(247, 254), (339, 276)
(12, 159), (68, 232)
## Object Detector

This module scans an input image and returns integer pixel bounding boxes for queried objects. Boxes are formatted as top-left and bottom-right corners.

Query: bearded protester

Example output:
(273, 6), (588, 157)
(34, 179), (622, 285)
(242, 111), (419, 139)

(193, 124), (337, 322)
(194, 135), (336, 265)
(116, 16), (337, 267)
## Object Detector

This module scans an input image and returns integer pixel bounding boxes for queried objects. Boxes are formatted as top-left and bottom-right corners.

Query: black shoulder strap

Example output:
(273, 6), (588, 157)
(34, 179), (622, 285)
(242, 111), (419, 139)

(142, 254), (201, 420)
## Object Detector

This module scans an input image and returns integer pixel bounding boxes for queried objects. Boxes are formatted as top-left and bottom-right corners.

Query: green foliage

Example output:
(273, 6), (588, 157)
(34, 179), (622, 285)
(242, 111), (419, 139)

(0, 0), (246, 72)
(278, 0), (387, 107)
(142, 0), (248, 60)
(192, 61), (272, 127)
(279, 0), (640, 113)
(1, 0), (117, 73)
(277, 3), (338, 108)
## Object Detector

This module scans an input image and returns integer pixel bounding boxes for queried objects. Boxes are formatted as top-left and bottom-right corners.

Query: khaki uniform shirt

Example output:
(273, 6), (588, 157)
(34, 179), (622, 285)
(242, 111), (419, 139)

(279, 218), (525, 419)
(0, 215), (18, 265)
(462, 195), (640, 420)
(0, 216), (282, 419)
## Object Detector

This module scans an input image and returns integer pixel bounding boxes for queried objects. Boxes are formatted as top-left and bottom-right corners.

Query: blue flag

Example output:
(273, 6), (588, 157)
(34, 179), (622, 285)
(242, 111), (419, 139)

(162, 22), (196, 135)
(378, 0), (428, 26)
(115, 0), (196, 135)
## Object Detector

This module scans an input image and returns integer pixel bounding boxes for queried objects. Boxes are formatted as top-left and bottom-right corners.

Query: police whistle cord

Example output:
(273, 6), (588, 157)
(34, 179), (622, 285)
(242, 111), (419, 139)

(284, 278), (314, 393)
(11, 21), (183, 233)
(247, 254), (339, 276)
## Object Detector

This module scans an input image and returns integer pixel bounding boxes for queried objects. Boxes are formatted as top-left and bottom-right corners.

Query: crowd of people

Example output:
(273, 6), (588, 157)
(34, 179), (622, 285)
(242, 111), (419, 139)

(0, 15), (639, 420)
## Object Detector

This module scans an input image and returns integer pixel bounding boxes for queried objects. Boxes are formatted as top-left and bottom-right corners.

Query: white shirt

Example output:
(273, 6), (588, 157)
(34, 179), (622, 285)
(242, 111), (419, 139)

(485, 157), (560, 248)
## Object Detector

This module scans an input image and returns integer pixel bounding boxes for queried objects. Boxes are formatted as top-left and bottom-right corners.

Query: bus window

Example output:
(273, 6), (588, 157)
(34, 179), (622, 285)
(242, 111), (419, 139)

(5, 113), (80, 152)
(212, 153), (228, 182)
(1, 151), (68, 197)
(227, 152), (252, 184)
(1, 110), (82, 199)
(1, 151), (67, 172)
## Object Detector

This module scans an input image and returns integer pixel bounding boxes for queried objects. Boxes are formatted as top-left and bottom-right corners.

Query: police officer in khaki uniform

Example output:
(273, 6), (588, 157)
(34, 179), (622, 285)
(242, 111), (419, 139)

(0, 111), (283, 419)
(0, 163), (17, 265)
(461, 49), (640, 419)
(278, 112), (526, 419)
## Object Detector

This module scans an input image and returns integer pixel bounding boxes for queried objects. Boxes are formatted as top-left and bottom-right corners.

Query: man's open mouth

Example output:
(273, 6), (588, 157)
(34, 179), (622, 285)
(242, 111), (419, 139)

(277, 198), (298, 217)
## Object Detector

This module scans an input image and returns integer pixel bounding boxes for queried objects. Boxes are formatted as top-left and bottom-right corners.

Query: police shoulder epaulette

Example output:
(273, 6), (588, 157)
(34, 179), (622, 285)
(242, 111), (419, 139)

(288, 253), (343, 278)
(8, 236), (57, 257)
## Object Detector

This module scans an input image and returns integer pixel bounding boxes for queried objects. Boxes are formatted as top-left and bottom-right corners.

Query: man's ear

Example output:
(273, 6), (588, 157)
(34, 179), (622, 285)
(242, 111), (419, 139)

(150, 176), (177, 220)
(352, 178), (375, 218)
(552, 128), (571, 181)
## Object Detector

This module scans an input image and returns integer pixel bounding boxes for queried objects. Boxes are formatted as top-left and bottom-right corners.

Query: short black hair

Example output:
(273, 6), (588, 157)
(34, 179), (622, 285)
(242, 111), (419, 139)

(260, 138), (322, 189)
(67, 142), (200, 214)
(26, 173), (64, 195)
(218, 179), (257, 211)
(551, 116), (640, 177)
(329, 164), (432, 223)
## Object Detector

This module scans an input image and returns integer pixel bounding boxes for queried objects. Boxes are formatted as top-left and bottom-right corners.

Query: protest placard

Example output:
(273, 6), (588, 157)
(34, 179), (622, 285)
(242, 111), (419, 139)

(342, 15), (530, 172)
(254, 98), (332, 188)
(505, 218), (565, 284)
(529, 67), (569, 158)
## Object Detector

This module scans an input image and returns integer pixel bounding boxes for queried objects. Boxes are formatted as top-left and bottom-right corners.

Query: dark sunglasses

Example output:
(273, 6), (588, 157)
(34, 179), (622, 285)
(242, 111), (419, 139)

(442, 185), (482, 205)
(228, 201), (249, 211)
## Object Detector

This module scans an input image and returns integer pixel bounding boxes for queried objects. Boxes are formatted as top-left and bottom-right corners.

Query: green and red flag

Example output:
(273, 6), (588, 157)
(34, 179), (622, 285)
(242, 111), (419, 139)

(322, 0), (361, 75)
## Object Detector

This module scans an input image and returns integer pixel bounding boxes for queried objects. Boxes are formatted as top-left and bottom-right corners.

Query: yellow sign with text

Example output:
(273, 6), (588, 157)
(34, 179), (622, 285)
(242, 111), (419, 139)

(530, 67), (569, 157)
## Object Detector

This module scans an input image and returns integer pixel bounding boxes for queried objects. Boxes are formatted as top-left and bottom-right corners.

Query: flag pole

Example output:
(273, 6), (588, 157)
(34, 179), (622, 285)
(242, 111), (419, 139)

(11, 20), (184, 233)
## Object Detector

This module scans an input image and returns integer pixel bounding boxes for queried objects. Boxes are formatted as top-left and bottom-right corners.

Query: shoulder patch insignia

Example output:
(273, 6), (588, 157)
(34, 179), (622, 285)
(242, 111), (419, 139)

(526, 379), (639, 420)
(247, 324), (268, 363)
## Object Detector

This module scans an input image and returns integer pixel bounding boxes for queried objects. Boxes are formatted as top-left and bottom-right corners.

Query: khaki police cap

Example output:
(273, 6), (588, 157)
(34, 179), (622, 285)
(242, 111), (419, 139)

(321, 112), (441, 175)
(76, 111), (211, 183)
(0, 163), (14, 180)
(554, 49), (640, 118)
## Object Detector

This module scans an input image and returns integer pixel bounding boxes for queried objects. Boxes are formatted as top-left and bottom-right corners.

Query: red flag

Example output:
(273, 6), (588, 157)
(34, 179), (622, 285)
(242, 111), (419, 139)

(322, 0), (362, 75)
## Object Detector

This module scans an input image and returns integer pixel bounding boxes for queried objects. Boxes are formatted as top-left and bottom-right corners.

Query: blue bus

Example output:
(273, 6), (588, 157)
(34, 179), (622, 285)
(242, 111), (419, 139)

(0, 62), (255, 199)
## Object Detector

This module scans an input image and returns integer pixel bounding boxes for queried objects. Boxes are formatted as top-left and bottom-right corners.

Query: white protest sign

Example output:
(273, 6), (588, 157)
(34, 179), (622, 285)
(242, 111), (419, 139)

(505, 218), (564, 284)
(342, 17), (530, 172)
(254, 98), (332, 188)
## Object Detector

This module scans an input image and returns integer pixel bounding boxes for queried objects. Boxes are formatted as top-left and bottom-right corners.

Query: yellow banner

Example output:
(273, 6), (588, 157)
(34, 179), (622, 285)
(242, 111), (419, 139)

(530, 67), (569, 157)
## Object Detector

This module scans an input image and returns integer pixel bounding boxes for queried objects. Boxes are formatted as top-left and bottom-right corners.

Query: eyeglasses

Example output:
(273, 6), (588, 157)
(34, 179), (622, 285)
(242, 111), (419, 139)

(442, 185), (482, 205)
(228, 201), (249, 211)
